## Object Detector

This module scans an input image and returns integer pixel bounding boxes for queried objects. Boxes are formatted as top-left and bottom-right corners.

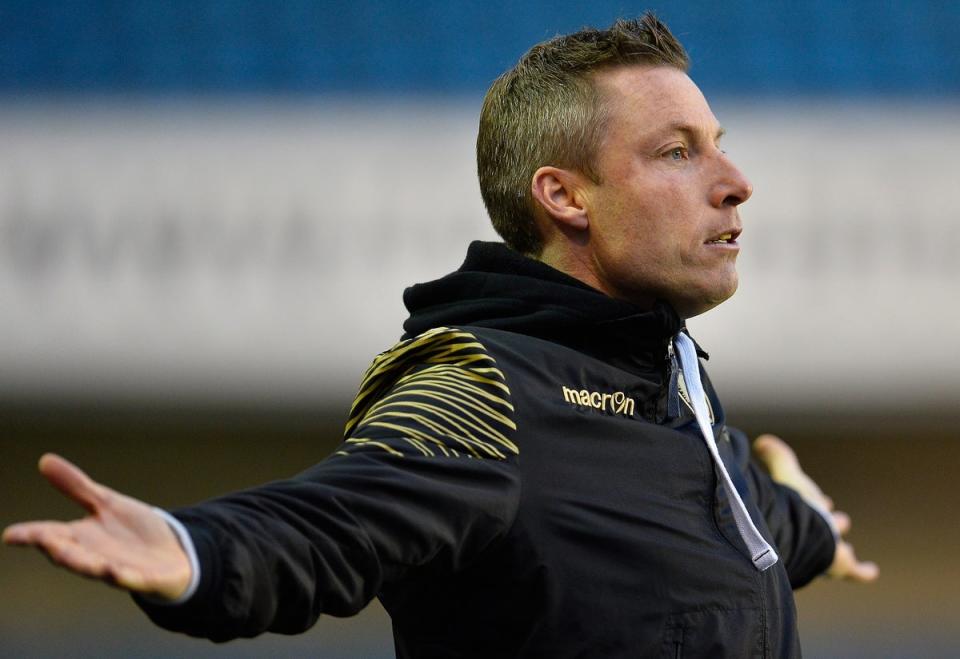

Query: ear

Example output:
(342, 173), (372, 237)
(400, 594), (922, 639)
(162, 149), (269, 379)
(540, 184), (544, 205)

(530, 166), (590, 231)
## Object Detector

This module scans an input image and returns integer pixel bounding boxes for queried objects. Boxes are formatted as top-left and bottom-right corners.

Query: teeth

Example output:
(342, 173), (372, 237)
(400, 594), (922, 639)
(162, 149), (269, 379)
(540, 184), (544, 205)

(708, 233), (733, 244)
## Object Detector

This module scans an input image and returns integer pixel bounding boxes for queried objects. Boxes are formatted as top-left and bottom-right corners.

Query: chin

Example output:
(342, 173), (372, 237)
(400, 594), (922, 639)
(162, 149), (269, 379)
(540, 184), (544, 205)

(673, 280), (738, 320)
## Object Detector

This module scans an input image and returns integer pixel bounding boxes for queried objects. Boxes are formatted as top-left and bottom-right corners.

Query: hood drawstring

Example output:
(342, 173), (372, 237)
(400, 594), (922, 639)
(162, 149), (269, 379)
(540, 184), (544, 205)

(674, 331), (779, 571)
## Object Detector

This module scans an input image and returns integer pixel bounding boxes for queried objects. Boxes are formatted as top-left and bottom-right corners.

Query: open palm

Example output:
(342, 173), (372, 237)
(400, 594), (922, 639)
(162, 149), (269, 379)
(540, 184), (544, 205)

(3, 454), (192, 601)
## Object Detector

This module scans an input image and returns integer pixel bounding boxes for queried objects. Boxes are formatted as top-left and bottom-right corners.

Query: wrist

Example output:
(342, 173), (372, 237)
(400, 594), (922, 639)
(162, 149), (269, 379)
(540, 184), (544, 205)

(146, 508), (201, 605)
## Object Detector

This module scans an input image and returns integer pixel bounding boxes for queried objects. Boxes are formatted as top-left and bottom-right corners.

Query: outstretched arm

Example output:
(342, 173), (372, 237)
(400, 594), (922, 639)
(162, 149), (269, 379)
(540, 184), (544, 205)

(2, 453), (192, 601)
(753, 434), (879, 583)
(5, 329), (522, 642)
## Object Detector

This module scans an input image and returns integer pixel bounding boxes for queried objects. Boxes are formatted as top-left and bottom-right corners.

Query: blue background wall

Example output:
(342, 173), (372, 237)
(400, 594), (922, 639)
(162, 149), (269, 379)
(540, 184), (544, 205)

(1, 0), (958, 96)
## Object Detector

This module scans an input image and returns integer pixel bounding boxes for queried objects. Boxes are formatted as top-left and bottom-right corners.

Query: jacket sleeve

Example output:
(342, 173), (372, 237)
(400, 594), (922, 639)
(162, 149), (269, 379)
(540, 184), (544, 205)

(135, 328), (521, 641)
(726, 426), (836, 589)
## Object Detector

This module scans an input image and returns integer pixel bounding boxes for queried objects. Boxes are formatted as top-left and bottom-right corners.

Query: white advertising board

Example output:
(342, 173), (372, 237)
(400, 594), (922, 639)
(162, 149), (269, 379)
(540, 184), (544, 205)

(1, 99), (957, 411)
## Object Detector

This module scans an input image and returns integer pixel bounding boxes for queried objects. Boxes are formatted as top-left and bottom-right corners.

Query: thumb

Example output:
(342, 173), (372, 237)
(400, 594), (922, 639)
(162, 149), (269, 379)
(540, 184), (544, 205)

(753, 434), (830, 511)
(38, 453), (110, 514)
(753, 434), (798, 474)
(829, 540), (880, 583)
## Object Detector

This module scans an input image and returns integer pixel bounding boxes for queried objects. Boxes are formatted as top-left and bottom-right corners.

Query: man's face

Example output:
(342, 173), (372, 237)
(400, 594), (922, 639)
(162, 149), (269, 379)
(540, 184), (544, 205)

(580, 65), (753, 319)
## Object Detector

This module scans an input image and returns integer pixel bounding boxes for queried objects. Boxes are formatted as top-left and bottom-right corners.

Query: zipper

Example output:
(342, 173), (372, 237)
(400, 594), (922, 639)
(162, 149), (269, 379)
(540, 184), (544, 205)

(666, 338), (680, 419)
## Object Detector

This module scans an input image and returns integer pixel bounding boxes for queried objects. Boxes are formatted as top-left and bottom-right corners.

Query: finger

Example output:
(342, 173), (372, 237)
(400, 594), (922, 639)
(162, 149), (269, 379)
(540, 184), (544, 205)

(4, 524), (111, 580)
(38, 453), (108, 514)
(2, 521), (71, 546)
(838, 543), (879, 582)
(847, 559), (880, 582)
(830, 541), (880, 583)
(3, 523), (30, 545)
(45, 536), (110, 578)
(832, 510), (851, 535)
(8, 523), (157, 594)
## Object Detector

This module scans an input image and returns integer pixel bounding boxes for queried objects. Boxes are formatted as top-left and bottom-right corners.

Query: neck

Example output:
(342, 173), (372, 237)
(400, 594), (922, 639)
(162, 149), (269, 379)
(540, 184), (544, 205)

(537, 243), (657, 311)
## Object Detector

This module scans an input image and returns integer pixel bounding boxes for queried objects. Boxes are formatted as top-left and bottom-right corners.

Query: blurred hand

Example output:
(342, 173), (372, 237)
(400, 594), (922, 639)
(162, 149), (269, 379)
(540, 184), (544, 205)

(753, 434), (879, 583)
(3, 453), (192, 601)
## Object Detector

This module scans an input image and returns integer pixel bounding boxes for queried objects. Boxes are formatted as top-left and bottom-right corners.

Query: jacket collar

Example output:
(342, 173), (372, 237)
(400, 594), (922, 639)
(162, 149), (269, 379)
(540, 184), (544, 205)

(402, 242), (697, 368)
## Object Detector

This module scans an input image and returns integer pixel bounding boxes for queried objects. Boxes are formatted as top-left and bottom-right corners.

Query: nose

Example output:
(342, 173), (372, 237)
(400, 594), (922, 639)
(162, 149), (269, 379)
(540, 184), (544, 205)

(711, 152), (753, 208)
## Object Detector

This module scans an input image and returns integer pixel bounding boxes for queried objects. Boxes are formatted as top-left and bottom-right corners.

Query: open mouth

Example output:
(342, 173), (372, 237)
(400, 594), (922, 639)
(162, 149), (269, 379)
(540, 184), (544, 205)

(706, 230), (741, 245)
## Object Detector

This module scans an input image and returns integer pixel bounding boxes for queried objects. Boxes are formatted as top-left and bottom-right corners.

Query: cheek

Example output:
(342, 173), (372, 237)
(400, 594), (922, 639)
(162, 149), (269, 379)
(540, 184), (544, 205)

(637, 186), (691, 234)
(592, 183), (688, 261)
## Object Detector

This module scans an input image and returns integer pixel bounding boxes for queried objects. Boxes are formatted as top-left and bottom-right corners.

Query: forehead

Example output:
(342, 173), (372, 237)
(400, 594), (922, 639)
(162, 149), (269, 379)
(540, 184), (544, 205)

(593, 65), (719, 138)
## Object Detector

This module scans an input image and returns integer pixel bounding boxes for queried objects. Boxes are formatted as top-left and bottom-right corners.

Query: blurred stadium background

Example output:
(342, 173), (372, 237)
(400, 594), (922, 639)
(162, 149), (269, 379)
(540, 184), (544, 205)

(1, 1), (958, 657)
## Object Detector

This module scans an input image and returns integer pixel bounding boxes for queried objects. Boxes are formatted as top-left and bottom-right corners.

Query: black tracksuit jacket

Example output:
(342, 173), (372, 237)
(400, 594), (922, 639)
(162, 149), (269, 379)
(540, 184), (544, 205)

(139, 241), (836, 658)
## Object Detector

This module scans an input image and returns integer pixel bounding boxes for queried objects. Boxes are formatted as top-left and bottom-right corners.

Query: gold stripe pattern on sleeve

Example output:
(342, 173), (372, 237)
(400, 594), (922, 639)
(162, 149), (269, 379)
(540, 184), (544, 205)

(338, 328), (517, 460)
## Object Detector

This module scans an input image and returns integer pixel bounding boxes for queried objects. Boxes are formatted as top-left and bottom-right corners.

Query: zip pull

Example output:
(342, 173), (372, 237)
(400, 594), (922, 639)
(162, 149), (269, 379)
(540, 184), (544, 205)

(666, 340), (680, 418)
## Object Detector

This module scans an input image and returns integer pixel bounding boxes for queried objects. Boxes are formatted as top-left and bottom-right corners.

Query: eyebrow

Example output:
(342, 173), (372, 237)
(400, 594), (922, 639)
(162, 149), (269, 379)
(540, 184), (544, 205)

(663, 123), (726, 142)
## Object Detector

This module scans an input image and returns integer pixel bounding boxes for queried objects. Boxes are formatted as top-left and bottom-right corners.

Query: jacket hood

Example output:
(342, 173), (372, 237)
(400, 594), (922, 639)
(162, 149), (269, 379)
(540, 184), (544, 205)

(402, 241), (688, 364)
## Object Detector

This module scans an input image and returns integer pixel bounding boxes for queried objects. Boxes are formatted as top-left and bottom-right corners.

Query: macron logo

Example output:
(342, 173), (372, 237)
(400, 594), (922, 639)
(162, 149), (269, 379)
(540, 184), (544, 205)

(562, 386), (636, 416)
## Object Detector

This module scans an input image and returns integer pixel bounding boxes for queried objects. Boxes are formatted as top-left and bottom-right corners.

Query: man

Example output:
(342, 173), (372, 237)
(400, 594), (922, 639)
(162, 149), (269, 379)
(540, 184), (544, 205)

(4, 14), (875, 657)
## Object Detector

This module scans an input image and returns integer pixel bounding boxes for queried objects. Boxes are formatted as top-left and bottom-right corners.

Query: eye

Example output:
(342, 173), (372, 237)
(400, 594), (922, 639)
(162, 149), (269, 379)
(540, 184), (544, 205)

(666, 146), (688, 161)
